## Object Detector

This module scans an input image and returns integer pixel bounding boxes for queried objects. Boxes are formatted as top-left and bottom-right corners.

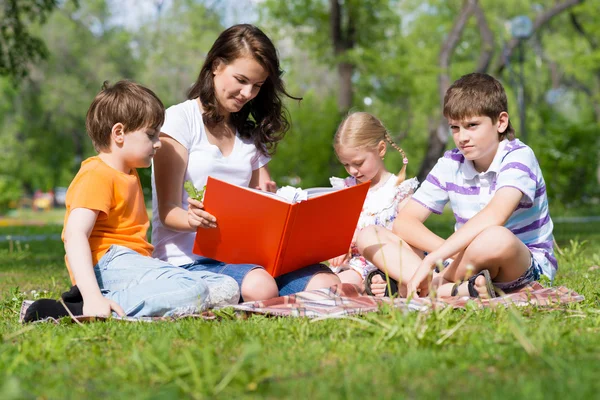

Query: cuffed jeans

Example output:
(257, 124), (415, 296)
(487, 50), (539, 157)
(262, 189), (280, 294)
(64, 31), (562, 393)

(93, 245), (239, 317)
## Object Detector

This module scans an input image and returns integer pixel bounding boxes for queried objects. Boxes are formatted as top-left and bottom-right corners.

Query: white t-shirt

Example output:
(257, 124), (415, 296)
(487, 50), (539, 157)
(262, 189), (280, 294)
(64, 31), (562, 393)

(151, 99), (270, 266)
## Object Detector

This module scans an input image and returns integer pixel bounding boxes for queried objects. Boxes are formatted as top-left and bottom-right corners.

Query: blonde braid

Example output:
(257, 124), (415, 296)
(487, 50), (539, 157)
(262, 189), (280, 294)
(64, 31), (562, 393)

(384, 132), (408, 185)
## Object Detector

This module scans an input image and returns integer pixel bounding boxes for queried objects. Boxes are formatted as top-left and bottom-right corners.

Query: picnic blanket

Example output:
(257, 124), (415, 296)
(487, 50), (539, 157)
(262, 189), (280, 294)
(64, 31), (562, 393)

(19, 282), (584, 324)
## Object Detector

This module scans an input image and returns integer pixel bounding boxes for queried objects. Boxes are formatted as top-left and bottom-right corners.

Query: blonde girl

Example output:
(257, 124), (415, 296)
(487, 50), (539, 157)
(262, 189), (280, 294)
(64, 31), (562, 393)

(329, 112), (418, 290)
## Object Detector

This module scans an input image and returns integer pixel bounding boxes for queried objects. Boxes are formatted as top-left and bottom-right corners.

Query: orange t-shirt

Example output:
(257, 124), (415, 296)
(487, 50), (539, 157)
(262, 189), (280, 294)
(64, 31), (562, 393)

(62, 156), (154, 284)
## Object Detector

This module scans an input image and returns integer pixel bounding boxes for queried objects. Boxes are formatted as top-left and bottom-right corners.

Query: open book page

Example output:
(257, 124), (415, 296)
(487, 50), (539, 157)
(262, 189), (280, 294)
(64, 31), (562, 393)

(239, 185), (341, 203)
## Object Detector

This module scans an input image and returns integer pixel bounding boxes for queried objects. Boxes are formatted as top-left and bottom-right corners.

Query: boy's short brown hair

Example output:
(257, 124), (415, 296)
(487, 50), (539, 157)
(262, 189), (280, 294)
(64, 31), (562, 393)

(86, 80), (165, 152)
(443, 73), (514, 140)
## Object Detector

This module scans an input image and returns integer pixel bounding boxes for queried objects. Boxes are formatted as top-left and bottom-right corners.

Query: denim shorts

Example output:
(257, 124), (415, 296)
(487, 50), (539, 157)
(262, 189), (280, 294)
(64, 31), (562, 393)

(494, 254), (543, 293)
(180, 257), (333, 299)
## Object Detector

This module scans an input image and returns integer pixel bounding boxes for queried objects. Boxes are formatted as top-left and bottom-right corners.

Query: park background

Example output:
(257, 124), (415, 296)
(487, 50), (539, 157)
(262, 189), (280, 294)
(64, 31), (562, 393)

(1, 1), (599, 399)
(1, 0), (599, 215)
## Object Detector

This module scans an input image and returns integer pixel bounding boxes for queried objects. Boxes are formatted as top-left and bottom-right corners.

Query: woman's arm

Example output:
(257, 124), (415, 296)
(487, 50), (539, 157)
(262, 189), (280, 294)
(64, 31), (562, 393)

(153, 134), (196, 231)
(154, 134), (217, 230)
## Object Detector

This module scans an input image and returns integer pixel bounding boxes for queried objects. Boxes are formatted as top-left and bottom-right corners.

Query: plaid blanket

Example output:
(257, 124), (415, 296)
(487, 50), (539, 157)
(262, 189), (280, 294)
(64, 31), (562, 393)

(19, 282), (584, 324)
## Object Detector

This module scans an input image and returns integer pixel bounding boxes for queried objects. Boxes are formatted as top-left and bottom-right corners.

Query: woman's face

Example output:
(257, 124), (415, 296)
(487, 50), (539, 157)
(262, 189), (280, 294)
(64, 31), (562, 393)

(213, 56), (269, 115)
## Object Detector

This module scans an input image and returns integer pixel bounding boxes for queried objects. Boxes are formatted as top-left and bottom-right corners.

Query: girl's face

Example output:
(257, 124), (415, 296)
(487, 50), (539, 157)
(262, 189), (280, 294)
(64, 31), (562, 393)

(213, 56), (269, 116)
(336, 141), (387, 186)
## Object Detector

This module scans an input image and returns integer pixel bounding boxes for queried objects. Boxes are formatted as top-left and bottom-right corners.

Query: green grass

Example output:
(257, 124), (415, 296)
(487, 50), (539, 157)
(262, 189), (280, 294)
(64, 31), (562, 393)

(1, 220), (599, 399)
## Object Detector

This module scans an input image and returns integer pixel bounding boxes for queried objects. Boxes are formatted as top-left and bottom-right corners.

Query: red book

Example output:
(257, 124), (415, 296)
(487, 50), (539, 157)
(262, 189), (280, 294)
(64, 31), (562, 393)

(193, 177), (369, 277)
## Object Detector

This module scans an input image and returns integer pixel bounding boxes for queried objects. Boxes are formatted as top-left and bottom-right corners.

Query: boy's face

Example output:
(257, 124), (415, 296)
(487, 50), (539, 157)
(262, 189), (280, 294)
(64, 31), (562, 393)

(448, 113), (507, 172)
(121, 126), (162, 169)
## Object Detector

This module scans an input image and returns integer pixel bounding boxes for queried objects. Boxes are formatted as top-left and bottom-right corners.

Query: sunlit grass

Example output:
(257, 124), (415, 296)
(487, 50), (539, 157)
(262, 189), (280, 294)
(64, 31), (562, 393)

(1, 220), (599, 399)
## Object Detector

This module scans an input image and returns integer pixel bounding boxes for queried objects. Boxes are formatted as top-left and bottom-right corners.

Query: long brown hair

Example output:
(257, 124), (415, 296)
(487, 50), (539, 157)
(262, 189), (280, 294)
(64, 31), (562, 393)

(187, 24), (300, 155)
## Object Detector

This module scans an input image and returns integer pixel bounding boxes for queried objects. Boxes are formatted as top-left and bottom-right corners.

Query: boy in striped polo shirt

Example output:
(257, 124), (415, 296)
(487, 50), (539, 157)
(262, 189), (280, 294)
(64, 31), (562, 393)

(357, 73), (555, 298)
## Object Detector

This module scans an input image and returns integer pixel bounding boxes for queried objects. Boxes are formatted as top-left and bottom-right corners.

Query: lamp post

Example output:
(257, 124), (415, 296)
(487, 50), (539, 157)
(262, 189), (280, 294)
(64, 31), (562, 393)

(510, 15), (533, 142)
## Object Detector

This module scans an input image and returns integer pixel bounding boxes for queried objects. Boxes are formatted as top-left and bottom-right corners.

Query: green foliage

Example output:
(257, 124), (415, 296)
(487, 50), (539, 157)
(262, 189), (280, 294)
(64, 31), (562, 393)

(533, 117), (600, 207)
(269, 91), (346, 187)
(0, 177), (22, 215)
(0, 0), (59, 82)
(134, 0), (224, 107)
(0, 0), (599, 207)
(184, 181), (206, 201)
(0, 0), (141, 200)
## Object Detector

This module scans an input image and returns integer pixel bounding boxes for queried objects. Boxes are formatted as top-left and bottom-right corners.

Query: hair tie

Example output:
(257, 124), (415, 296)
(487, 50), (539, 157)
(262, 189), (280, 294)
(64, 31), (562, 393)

(403, 157), (408, 165)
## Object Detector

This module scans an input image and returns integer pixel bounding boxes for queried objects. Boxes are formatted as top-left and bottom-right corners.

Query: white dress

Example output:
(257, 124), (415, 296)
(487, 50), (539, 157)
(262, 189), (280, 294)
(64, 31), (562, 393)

(329, 174), (419, 278)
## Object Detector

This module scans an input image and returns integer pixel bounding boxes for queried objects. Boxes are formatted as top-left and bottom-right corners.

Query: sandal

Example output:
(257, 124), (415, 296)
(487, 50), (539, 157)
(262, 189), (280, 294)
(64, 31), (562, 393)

(451, 269), (497, 298)
(364, 270), (398, 297)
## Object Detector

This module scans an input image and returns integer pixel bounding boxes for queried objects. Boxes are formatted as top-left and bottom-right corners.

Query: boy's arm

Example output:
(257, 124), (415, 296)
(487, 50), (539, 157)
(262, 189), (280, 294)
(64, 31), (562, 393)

(393, 199), (445, 253)
(64, 208), (125, 317)
(407, 187), (523, 295)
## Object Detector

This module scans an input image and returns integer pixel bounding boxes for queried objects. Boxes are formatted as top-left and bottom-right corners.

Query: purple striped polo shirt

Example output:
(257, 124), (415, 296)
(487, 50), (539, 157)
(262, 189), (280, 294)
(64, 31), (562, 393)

(412, 139), (557, 280)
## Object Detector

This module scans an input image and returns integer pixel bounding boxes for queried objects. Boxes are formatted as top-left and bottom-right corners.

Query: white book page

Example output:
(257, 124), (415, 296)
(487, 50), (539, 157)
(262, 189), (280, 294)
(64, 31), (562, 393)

(223, 185), (341, 203)
(305, 187), (340, 198)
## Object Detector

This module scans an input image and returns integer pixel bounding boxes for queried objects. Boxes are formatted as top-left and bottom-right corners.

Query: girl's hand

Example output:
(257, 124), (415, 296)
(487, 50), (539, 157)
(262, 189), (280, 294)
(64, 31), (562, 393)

(329, 251), (350, 267)
(255, 180), (277, 193)
(187, 197), (217, 229)
(83, 295), (125, 317)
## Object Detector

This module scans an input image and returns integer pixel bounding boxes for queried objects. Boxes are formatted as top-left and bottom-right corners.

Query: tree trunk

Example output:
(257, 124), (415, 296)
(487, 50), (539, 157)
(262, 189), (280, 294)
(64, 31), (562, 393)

(337, 62), (353, 113)
(330, 0), (355, 114)
(417, 0), (477, 182)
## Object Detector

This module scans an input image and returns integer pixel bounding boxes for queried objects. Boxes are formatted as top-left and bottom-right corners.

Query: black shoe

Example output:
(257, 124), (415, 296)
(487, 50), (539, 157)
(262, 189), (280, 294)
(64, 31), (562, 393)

(61, 285), (83, 303)
(23, 299), (84, 322)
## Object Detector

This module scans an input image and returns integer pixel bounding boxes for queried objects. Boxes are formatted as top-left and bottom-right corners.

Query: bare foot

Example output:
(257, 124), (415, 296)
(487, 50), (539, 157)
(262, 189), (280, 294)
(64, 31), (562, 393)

(368, 274), (388, 297)
(473, 275), (492, 299)
(453, 275), (493, 299)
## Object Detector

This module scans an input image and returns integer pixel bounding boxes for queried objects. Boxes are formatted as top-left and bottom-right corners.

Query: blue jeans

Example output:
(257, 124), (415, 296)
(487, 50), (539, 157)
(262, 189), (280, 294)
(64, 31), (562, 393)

(94, 245), (239, 317)
(180, 257), (333, 301)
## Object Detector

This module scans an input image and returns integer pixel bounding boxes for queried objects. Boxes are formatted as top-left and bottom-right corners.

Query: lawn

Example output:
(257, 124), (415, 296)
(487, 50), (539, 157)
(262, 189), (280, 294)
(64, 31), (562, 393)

(1, 216), (599, 399)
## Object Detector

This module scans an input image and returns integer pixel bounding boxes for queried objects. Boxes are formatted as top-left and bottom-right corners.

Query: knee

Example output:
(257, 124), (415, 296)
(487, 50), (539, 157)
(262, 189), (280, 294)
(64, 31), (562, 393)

(240, 269), (278, 301)
(305, 272), (341, 291)
(468, 226), (514, 261)
(356, 225), (383, 254)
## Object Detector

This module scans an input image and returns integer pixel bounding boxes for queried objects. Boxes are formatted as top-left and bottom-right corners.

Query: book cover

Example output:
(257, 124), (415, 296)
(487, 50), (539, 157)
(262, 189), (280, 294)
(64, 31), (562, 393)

(192, 177), (369, 277)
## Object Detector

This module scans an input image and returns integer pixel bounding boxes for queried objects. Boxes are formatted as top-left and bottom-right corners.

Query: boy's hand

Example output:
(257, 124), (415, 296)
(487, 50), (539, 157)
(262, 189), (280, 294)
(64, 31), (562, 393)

(406, 259), (435, 297)
(187, 197), (217, 229)
(329, 251), (350, 267)
(83, 295), (125, 317)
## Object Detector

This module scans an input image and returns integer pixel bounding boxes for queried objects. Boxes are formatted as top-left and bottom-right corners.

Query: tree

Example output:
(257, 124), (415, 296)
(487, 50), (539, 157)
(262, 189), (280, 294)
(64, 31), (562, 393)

(0, 0), (78, 82)
(0, 0), (139, 199)
(263, 0), (401, 115)
(417, 0), (586, 181)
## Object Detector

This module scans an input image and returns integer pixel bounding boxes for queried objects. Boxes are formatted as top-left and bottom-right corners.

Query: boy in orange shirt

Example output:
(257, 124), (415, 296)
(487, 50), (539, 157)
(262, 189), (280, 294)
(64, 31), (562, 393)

(25, 81), (238, 321)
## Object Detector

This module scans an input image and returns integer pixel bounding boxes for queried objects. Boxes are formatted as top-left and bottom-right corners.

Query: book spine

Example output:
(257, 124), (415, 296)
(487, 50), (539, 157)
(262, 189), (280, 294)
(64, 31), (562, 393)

(272, 204), (299, 277)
